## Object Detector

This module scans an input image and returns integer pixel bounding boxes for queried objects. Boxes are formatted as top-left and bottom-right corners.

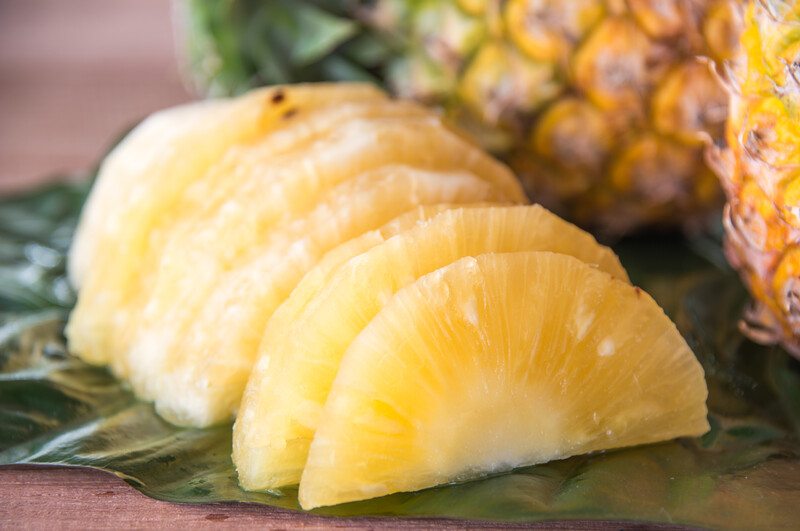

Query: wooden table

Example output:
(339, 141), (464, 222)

(0, 465), (676, 529)
(0, 2), (680, 528)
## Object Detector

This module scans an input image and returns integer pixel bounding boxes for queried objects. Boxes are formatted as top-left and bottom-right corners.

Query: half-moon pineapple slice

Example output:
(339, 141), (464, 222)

(128, 167), (506, 426)
(69, 83), (388, 288)
(299, 252), (709, 509)
(67, 84), (391, 365)
(253, 203), (496, 371)
(234, 205), (628, 490)
(68, 106), (524, 371)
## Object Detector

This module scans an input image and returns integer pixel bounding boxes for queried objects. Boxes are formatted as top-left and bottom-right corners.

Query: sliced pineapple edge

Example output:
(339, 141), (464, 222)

(66, 83), (524, 373)
(127, 167), (509, 428)
(233, 204), (630, 491)
(296, 251), (708, 510)
(66, 82), (390, 365)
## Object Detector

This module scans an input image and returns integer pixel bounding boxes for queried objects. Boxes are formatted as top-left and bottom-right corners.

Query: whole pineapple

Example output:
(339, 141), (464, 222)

(713, 0), (800, 356)
(180, 0), (741, 235)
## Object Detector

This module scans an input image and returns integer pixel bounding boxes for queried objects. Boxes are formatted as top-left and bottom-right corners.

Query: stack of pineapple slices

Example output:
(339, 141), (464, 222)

(67, 84), (709, 509)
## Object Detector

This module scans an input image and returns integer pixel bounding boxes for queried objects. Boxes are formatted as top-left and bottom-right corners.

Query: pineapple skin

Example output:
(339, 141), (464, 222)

(371, 0), (740, 235)
(183, 0), (742, 235)
(713, 0), (800, 356)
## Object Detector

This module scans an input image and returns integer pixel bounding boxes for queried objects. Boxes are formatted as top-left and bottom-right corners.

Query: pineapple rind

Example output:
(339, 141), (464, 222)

(367, 0), (739, 233)
(717, 0), (800, 355)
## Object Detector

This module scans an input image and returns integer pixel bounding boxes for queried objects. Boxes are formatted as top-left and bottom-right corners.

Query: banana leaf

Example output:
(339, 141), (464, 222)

(0, 180), (799, 529)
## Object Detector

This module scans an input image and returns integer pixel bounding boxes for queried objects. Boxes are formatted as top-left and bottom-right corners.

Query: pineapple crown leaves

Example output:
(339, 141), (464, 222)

(182, 0), (395, 96)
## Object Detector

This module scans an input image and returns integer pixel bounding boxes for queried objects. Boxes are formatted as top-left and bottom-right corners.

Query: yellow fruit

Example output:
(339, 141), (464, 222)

(68, 83), (386, 289)
(67, 84), (527, 427)
(298, 252), (709, 509)
(505, 0), (605, 64)
(253, 204), (489, 369)
(68, 95), (525, 374)
(457, 41), (559, 151)
(715, 1), (800, 355)
(67, 84), (391, 365)
(234, 205), (627, 490)
(129, 166), (508, 426)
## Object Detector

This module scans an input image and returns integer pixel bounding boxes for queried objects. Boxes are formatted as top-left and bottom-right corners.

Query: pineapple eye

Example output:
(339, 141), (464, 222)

(457, 42), (561, 129)
(652, 60), (729, 145)
(782, 277), (800, 323)
(504, 0), (605, 63)
(530, 98), (612, 172)
(627, 0), (687, 40)
(270, 89), (286, 104)
(702, 0), (742, 63)
(733, 196), (770, 251)
(609, 135), (697, 205)
(572, 16), (674, 123)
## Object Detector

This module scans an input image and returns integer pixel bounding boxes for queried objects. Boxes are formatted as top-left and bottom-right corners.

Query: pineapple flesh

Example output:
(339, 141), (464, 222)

(69, 95), (525, 373)
(130, 166), (506, 426)
(298, 252), (709, 509)
(110, 111), (517, 377)
(67, 84), (390, 366)
(66, 84), (526, 427)
(252, 204), (489, 375)
(714, 0), (800, 356)
(234, 205), (628, 490)
(67, 82), (710, 507)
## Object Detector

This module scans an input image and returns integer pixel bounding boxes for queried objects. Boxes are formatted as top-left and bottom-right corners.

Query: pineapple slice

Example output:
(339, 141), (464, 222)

(128, 167), (506, 426)
(69, 83), (386, 288)
(299, 252), (709, 509)
(68, 105), (524, 370)
(232, 204), (490, 473)
(234, 205), (628, 490)
(256, 204), (483, 359)
(67, 84), (393, 365)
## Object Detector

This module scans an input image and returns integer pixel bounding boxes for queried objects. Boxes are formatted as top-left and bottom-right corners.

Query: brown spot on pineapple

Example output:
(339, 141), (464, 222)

(271, 89), (286, 104)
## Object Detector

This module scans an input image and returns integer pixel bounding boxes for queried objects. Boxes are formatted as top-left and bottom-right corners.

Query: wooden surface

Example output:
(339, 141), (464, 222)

(0, 466), (679, 530)
(0, 3), (680, 529)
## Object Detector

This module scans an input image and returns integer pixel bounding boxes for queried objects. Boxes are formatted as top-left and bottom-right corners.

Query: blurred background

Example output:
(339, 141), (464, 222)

(0, 0), (191, 193)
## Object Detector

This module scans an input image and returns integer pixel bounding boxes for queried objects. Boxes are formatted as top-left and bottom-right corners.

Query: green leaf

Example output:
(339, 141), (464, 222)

(181, 0), (371, 95)
(281, 1), (357, 66)
(1, 182), (800, 527)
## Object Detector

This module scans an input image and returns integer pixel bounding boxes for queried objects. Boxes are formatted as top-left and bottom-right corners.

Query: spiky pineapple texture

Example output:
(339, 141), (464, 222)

(180, 0), (741, 235)
(367, 0), (740, 234)
(712, 0), (800, 356)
